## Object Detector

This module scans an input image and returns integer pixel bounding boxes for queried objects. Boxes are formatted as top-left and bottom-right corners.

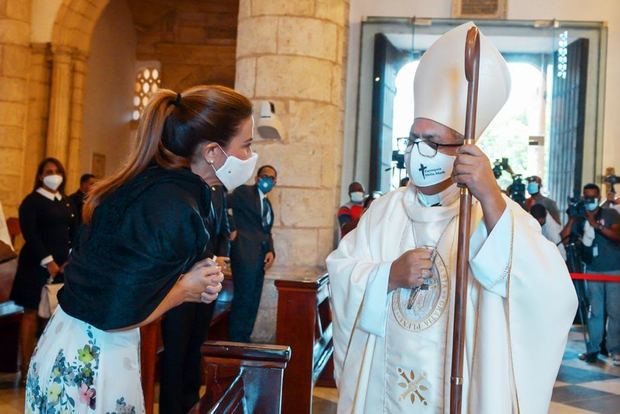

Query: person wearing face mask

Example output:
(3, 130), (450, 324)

(24, 86), (255, 412)
(10, 157), (78, 383)
(159, 183), (232, 413)
(227, 165), (277, 342)
(561, 183), (620, 365)
(326, 23), (577, 413)
(338, 182), (366, 238)
(525, 176), (561, 225)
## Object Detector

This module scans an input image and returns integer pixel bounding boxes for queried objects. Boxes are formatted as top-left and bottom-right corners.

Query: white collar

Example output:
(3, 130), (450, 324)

(258, 187), (267, 201)
(37, 187), (62, 201)
(402, 183), (468, 223)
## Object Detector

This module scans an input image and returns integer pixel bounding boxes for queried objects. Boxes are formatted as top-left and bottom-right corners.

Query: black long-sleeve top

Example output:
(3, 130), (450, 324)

(58, 166), (217, 330)
(10, 190), (78, 309)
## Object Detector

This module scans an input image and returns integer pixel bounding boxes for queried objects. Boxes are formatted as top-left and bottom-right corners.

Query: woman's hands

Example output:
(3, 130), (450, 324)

(47, 261), (61, 279)
(179, 257), (224, 304)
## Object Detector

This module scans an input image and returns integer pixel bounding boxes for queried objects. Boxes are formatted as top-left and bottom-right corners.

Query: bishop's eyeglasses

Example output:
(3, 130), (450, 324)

(397, 137), (463, 158)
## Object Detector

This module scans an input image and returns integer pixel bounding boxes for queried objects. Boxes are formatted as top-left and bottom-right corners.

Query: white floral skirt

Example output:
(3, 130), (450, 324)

(25, 305), (145, 414)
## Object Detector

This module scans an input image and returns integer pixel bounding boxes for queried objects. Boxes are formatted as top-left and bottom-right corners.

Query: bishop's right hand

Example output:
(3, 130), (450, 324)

(179, 257), (224, 304)
(388, 248), (433, 292)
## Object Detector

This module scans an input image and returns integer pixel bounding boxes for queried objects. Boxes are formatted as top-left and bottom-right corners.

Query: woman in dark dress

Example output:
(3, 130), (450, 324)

(24, 85), (258, 413)
(10, 157), (78, 381)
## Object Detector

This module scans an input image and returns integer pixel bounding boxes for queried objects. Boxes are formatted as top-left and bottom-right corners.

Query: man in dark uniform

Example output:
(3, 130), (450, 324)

(227, 165), (277, 342)
(159, 184), (231, 413)
(69, 173), (96, 224)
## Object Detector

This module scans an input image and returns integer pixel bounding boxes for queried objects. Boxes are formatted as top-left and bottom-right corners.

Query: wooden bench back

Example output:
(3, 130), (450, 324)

(191, 341), (291, 414)
(275, 273), (335, 414)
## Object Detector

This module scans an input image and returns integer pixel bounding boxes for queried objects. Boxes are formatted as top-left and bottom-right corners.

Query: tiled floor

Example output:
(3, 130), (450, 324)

(311, 327), (620, 414)
(1, 327), (618, 413)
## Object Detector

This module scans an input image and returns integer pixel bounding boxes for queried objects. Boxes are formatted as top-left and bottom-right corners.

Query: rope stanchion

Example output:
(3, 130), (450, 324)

(570, 273), (620, 282)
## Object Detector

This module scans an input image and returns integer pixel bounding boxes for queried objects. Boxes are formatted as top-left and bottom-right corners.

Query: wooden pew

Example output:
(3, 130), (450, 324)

(140, 273), (234, 414)
(275, 273), (335, 414)
(190, 341), (291, 414)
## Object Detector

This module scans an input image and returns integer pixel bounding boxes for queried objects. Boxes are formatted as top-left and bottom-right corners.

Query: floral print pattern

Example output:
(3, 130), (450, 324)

(25, 324), (139, 414)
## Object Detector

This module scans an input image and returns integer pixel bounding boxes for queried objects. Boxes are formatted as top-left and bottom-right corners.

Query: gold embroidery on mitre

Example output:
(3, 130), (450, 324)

(397, 367), (430, 406)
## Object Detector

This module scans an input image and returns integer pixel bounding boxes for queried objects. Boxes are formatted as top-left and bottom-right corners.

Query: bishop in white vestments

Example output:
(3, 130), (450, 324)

(326, 23), (578, 414)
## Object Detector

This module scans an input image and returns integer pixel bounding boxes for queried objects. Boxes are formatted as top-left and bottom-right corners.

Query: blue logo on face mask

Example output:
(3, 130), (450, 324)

(258, 177), (275, 193)
(418, 164), (428, 179)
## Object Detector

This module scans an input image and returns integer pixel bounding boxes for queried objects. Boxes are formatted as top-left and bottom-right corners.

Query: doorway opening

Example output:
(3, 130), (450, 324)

(356, 18), (607, 219)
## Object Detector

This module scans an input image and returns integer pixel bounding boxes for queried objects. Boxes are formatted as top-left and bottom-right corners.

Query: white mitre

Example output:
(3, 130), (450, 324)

(414, 22), (511, 138)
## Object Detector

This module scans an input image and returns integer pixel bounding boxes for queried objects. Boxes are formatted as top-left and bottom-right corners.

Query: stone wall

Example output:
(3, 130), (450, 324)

(0, 0), (31, 216)
(129, 0), (239, 90)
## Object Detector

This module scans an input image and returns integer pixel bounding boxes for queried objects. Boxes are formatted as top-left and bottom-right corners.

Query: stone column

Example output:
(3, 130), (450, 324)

(22, 42), (52, 195)
(46, 45), (74, 164)
(0, 0), (31, 216)
(66, 51), (87, 190)
(235, 0), (349, 341)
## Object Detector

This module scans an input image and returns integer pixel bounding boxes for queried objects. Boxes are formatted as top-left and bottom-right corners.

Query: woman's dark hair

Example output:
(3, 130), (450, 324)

(84, 85), (253, 223)
(33, 157), (66, 194)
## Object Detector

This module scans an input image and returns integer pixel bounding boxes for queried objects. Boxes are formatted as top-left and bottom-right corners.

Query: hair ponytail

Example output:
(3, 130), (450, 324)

(83, 85), (252, 224)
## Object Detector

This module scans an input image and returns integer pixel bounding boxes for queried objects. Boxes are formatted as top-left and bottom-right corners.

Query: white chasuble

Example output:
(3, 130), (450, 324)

(326, 185), (578, 414)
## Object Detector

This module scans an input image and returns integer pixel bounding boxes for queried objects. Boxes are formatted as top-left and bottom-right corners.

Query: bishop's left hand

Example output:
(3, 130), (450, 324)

(452, 144), (506, 230)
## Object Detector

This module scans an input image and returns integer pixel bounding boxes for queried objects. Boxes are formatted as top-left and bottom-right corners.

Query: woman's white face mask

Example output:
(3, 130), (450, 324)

(43, 174), (63, 191)
(211, 145), (258, 191)
(405, 141), (456, 187)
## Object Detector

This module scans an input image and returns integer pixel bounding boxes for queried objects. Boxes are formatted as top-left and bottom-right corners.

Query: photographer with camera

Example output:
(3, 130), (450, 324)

(560, 183), (620, 365)
(525, 176), (561, 225)
(492, 158), (528, 208)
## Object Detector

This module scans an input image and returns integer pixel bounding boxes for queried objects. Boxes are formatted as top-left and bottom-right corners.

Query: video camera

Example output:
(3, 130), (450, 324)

(493, 158), (526, 207)
(492, 158), (510, 179)
(604, 173), (619, 192)
(508, 175), (526, 207)
(566, 194), (599, 218)
(566, 195), (586, 218)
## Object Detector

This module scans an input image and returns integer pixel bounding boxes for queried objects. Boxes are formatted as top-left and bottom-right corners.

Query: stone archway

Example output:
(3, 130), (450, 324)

(46, 0), (111, 190)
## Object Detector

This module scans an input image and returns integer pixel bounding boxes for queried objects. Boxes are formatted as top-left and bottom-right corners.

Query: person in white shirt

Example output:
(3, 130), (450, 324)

(530, 204), (567, 261)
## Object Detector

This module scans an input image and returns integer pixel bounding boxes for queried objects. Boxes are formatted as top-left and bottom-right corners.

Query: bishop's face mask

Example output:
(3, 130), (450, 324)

(405, 140), (456, 187)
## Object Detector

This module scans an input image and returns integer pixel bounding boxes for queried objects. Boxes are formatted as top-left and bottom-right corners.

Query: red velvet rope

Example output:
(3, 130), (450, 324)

(570, 273), (620, 282)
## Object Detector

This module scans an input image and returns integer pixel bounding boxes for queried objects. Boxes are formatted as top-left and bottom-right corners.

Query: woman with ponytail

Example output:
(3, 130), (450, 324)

(25, 85), (258, 413)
